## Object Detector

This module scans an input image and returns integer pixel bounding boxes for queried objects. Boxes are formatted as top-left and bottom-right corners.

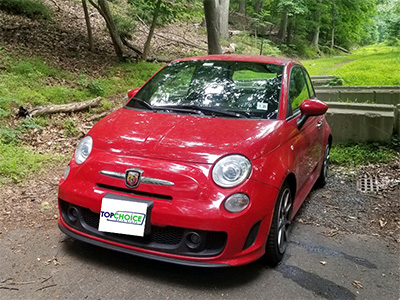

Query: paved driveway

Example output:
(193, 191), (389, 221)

(1, 222), (398, 300)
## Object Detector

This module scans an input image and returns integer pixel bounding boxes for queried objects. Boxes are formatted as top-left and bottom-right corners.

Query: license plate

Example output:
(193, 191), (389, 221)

(98, 194), (153, 237)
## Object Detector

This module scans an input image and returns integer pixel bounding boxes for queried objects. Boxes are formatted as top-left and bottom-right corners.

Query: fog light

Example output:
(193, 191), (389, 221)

(224, 193), (250, 213)
(63, 165), (70, 180)
(186, 232), (202, 250)
(67, 206), (79, 222)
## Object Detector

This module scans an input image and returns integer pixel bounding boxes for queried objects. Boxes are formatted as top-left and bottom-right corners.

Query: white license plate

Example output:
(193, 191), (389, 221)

(98, 195), (151, 237)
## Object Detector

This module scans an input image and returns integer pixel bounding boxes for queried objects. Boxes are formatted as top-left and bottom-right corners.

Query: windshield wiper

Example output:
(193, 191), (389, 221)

(130, 97), (155, 111)
(160, 105), (248, 118)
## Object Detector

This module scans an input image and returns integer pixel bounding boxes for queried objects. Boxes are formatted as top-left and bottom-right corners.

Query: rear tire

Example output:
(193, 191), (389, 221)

(262, 182), (293, 267)
(317, 143), (330, 187)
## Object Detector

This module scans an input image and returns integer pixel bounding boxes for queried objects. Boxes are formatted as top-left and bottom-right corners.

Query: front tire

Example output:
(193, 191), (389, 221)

(263, 182), (293, 267)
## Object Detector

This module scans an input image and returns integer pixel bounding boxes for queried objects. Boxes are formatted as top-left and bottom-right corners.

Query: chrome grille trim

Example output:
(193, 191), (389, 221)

(99, 170), (174, 186)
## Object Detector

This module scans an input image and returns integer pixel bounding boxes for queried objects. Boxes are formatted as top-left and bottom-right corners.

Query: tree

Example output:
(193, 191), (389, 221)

(88, 0), (125, 60)
(238, 0), (245, 14)
(218, 0), (230, 39)
(143, 0), (162, 61)
(204, 0), (223, 54)
(82, 0), (94, 52)
(275, 0), (307, 42)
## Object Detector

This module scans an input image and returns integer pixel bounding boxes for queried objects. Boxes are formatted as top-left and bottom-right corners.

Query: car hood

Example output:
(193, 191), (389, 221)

(89, 108), (283, 164)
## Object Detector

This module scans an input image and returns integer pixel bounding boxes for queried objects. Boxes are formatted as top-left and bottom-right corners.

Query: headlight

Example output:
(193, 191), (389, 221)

(63, 165), (70, 180)
(75, 136), (93, 164)
(212, 155), (251, 188)
(224, 193), (250, 213)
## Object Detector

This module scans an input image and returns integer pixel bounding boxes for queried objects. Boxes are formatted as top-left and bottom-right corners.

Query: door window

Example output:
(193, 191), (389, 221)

(287, 66), (309, 117)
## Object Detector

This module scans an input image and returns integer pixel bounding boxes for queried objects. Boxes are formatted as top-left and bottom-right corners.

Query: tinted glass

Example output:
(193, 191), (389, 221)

(288, 66), (308, 116)
(126, 60), (284, 119)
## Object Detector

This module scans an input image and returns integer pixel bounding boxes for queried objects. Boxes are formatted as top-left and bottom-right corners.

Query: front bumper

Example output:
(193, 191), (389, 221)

(58, 150), (279, 266)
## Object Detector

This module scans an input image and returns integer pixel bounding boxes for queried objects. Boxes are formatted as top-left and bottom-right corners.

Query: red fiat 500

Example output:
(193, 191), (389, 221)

(58, 55), (331, 267)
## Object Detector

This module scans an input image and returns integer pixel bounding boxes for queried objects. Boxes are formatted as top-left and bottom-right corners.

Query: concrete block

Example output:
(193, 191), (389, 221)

(326, 102), (395, 143)
(315, 86), (400, 105)
(394, 104), (400, 136)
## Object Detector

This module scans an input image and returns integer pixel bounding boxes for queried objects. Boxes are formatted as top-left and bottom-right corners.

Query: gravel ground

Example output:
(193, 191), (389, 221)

(296, 161), (400, 245)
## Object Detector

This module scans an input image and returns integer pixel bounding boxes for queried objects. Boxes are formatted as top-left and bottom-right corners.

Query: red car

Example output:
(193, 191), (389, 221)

(58, 55), (331, 267)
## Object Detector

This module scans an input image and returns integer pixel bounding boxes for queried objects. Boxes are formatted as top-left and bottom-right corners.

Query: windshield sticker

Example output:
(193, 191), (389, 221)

(257, 102), (269, 110)
(203, 62), (214, 67)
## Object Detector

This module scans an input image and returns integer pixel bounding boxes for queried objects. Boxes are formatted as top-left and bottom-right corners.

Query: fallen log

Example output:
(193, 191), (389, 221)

(18, 97), (102, 118)
(87, 111), (108, 121)
(333, 45), (350, 53)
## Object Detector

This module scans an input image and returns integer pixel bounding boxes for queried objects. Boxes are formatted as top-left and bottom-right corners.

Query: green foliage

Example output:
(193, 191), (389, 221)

(0, 141), (57, 183)
(87, 80), (105, 96)
(100, 99), (113, 111)
(113, 14), (136, 39)
(63, 119), (78, 137)
(0, 0), (51, 20)
(233, 34), (282, 56)
(302, 45), (400, 86)
(330, 143), (398, 166)
(376, 0), (400, 43)
(282, 40), (319, 58)
(128, 0), (203, 25)
(0, 127), (23, 145)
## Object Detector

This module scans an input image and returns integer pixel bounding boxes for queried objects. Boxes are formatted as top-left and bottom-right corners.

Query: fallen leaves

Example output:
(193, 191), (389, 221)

(352, 280), (363, 289)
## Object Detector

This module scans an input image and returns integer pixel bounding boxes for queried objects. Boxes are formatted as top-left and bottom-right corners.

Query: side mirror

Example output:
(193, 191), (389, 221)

(128, 88), (140, 99)
(297, 99), (328, 130)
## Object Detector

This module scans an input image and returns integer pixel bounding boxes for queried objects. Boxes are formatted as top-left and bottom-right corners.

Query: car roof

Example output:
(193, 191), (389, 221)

(173, 54), (293, 66)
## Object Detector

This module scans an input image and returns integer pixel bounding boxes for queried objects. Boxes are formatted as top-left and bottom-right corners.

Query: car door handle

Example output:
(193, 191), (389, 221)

(317, 120), (323, 128)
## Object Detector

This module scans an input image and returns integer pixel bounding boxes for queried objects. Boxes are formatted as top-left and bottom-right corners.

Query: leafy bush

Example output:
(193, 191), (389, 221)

(0, 0), (51, 20)
(87, 80), (105, 96)
(330, 143), (397, 166)
(113, 14), (136, 39)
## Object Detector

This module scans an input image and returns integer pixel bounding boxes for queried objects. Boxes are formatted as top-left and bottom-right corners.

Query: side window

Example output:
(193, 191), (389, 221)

(303, 69), (315, 98)
(288, 66), (309, 116)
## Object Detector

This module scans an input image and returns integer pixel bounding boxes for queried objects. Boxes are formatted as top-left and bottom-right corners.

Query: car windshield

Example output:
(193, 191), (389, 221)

(126, 60), (284, 119)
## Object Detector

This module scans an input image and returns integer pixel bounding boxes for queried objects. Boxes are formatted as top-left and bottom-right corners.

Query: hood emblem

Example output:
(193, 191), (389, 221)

(125, 168), (143, 188)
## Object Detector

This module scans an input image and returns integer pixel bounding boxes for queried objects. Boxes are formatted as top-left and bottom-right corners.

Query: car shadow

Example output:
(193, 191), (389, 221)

(60, 234), (272, 289)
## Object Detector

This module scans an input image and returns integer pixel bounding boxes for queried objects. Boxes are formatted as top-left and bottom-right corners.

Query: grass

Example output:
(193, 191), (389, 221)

(0, 141), (60, 183)
(302, 44), (400, 86)
(0, 53), (161, 121)
(0, 0), (52, 20)
(0, 53), (161, 183)
(330, 142), (398, 166)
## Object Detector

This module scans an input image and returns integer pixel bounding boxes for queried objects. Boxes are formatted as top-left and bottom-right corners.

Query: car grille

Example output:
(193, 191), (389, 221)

(96, 183), (173, 201)
(59, 199), (227, 257)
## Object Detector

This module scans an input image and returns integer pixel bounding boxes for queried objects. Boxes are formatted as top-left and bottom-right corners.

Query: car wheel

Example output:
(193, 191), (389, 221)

(317, 143), (330, 187)
(263, 182), (293, 267)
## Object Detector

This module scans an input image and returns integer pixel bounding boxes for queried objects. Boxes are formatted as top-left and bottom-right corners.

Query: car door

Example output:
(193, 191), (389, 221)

(285, 66), (323, 201)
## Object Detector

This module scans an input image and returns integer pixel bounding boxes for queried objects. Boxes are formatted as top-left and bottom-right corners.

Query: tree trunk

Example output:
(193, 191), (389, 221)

(312, 24), (320, 48)
(143, 0), (162, 61)
(238, 0), (245, 14)
(254, 0), (264, 12)
(89, 0), (125, 60)
(204, 0), (222, 54)
(82, 0), (94, 52)
(286, 17), (294, 45)
(330, 5), (335, 49)
(277, 11), (288, 42)
(311, 0), (321, 50)
(218, 0), (229, 40)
